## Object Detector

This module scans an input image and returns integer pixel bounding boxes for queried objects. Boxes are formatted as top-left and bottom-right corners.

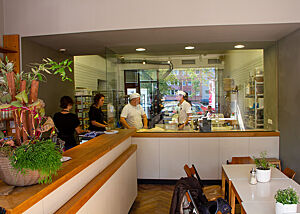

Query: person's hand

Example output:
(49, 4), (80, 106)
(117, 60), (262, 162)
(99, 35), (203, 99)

(129, 126), (136, 129)
(86, 130), (91, 133)
(144, 126), (148, 129)
(178, 124), (185, 130)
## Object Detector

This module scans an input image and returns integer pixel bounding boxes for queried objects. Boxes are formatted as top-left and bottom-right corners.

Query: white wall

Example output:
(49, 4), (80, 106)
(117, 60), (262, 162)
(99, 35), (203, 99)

(3, 0), (300, 36)
(74, 55), (106, 91)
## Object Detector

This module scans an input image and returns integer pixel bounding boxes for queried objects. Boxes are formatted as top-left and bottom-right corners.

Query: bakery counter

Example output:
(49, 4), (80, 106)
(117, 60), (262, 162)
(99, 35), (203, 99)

(132, 130), (279, 180)
(134, 130), (279, 138)
(0, 129), (137, 214)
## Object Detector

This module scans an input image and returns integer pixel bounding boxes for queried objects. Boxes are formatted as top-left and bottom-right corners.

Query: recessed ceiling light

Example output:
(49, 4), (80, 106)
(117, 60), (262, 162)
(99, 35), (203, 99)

(142, 61), (146, 65)
(59, 48), (66, 52)
(185, 46), (195, 50)
(136, 48), (146, 52)
(234, 44), (245, 49)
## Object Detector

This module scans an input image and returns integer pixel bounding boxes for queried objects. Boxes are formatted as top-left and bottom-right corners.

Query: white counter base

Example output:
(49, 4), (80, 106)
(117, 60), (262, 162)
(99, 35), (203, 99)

(132, 136), (279, 180)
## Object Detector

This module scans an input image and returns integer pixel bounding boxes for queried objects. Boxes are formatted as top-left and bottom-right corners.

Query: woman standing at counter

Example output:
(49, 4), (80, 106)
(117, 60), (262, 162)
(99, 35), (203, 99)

(177, 91), (192, 130)
(88, 93), (108, 131)
(53, 96), (86, 151)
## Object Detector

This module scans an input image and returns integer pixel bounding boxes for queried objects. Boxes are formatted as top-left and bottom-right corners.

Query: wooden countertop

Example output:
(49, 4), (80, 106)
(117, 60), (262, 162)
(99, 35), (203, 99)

(133, 131), (280, 138)
(0, 129), (136, 214)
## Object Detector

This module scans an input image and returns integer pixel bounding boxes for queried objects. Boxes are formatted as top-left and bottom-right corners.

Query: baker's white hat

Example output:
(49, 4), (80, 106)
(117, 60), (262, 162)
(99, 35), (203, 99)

(176, 90), (186, 96)
(129, 93), (140, 100)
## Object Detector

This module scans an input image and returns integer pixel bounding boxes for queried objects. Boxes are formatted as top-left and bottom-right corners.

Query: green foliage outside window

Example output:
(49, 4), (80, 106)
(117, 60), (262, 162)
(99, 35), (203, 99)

(158, 68), (215, 97)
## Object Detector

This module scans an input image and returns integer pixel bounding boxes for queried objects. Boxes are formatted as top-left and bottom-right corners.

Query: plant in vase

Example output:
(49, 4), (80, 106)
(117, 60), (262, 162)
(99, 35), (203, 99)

(0, 57), (72, 186)
(253, 151), (274, 183)
(275, 188), (299, 214)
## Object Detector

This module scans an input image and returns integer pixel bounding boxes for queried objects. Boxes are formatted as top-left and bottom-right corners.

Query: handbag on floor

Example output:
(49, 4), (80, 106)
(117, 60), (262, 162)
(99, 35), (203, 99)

(186, 190), (231, 214)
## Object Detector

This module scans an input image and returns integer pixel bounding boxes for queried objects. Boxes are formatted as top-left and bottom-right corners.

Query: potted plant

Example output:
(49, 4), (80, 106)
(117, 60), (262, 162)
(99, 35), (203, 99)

(0, 57), (72, 186)
(275, 188), (299, 214)
(253, 151), (274, 182)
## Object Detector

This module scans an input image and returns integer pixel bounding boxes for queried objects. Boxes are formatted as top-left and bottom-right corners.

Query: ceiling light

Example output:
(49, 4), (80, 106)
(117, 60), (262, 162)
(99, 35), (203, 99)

(234, 44), (245, 49)
(136, 48), (146, 52)
(59, 48), (66, 52)
(185, 46), (195, 50)
(167, 61), (171, 64)
(142, 61), (146, 65)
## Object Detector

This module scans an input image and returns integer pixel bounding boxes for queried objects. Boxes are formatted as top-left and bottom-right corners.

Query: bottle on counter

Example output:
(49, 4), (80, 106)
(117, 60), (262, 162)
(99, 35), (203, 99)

(249, 168), (257, 185)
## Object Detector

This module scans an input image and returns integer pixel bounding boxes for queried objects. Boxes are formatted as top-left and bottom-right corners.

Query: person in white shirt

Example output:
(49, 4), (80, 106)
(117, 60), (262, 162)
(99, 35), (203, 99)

(120, 93), (148, 129)
(176, 91), (192, 130)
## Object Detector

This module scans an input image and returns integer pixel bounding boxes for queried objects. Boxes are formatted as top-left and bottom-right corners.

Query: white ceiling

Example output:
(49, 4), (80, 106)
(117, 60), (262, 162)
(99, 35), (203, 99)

(23, 23), (300, 56)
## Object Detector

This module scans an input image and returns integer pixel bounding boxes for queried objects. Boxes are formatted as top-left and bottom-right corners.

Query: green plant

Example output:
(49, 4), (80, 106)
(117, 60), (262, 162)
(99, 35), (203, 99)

(275, 188), (299, 205)
(26, 58), (72, 82)
(0, 57), (14, 102)
(254, 151), (274, 170)
(9, 139), (62, 184)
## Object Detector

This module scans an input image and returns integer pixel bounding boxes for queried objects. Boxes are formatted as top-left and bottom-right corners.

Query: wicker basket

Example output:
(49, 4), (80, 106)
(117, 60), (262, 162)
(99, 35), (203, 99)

(0, 154), (40, 186)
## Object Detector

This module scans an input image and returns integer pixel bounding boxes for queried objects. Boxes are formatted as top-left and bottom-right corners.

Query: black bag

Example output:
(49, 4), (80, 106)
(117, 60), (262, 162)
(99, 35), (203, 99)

(198, 198), (231, 214)
(170, 177), (208, 214)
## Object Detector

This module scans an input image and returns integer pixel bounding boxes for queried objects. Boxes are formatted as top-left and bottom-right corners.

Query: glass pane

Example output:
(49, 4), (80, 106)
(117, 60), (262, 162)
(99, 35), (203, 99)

(125, 70), (138, 83)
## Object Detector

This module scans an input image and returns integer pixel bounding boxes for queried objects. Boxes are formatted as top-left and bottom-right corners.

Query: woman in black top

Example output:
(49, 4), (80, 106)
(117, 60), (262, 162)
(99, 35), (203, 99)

(53, 96), (86, 151)
(89, 94), (107, 131)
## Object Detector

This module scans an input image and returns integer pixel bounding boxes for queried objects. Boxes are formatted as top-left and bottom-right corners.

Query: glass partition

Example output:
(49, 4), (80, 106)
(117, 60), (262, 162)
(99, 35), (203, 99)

(106, 47), (277, 132)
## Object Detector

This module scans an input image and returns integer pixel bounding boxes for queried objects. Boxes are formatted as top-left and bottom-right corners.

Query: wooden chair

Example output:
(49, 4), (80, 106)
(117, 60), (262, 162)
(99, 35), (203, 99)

(265, 158), (281, 170)
(283, 167), (296, 180)
(184, 164), (223, 201)
(227, 156), (255, 164)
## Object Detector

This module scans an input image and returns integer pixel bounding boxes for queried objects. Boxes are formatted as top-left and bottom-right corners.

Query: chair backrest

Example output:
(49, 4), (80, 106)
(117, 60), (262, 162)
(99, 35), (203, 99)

(227, 156), (255, 164)
(184, 164), (204, 188)
(283, 167), (296, 180)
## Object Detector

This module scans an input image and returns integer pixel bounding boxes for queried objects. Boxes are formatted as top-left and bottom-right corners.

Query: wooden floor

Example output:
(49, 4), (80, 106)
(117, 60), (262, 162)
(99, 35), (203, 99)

(129, 184), (241, 214)
(129, 184), (175, 214)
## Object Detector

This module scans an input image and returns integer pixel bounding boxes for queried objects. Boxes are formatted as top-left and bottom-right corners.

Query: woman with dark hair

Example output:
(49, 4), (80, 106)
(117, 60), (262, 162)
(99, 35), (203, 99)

(53, 96), (86, 151)
(88, 93), (107, 131)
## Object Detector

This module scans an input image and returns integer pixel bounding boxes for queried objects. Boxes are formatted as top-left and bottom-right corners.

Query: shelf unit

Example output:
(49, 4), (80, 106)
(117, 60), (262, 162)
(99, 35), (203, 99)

(0, 35), (20, 137)
(244, 78), (264, 129)
(75, 95), (93, 129)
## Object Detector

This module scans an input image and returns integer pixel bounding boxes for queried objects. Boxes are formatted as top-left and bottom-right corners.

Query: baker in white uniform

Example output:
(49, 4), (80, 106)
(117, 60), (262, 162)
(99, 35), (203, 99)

(120, 93), (148, 129)
(176, 91), (192, 130)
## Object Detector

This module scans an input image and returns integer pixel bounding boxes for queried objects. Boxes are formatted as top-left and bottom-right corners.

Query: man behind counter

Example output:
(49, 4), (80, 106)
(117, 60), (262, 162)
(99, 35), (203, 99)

(177, 91), (192, 130)
(120, 93), (148, 129)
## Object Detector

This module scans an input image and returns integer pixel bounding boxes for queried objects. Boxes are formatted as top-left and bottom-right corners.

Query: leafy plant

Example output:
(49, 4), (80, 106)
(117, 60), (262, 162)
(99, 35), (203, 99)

(0, 57), (14, 102)
(254, 151), (274, 170)
(0, 57), (72, 185)
(26, 58), (73, 82)
(275, 188), (299, 205)
(9, 139), (62, 184)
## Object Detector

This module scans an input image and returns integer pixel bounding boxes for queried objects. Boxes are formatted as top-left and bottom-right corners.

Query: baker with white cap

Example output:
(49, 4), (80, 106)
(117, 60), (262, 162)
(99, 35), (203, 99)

(120, 93), (148, 129)
(176, 90), (192, 129)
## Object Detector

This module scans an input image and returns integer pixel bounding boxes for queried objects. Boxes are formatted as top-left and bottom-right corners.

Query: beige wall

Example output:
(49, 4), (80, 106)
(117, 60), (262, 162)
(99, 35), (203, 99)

(22, 39), (75, 117)
(0, 0), (4, 57)
(0, 0), (3, 36)
(74, 55), (106, 91)
(278, 29), (300, 183)
(3, 0), (300, 36)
